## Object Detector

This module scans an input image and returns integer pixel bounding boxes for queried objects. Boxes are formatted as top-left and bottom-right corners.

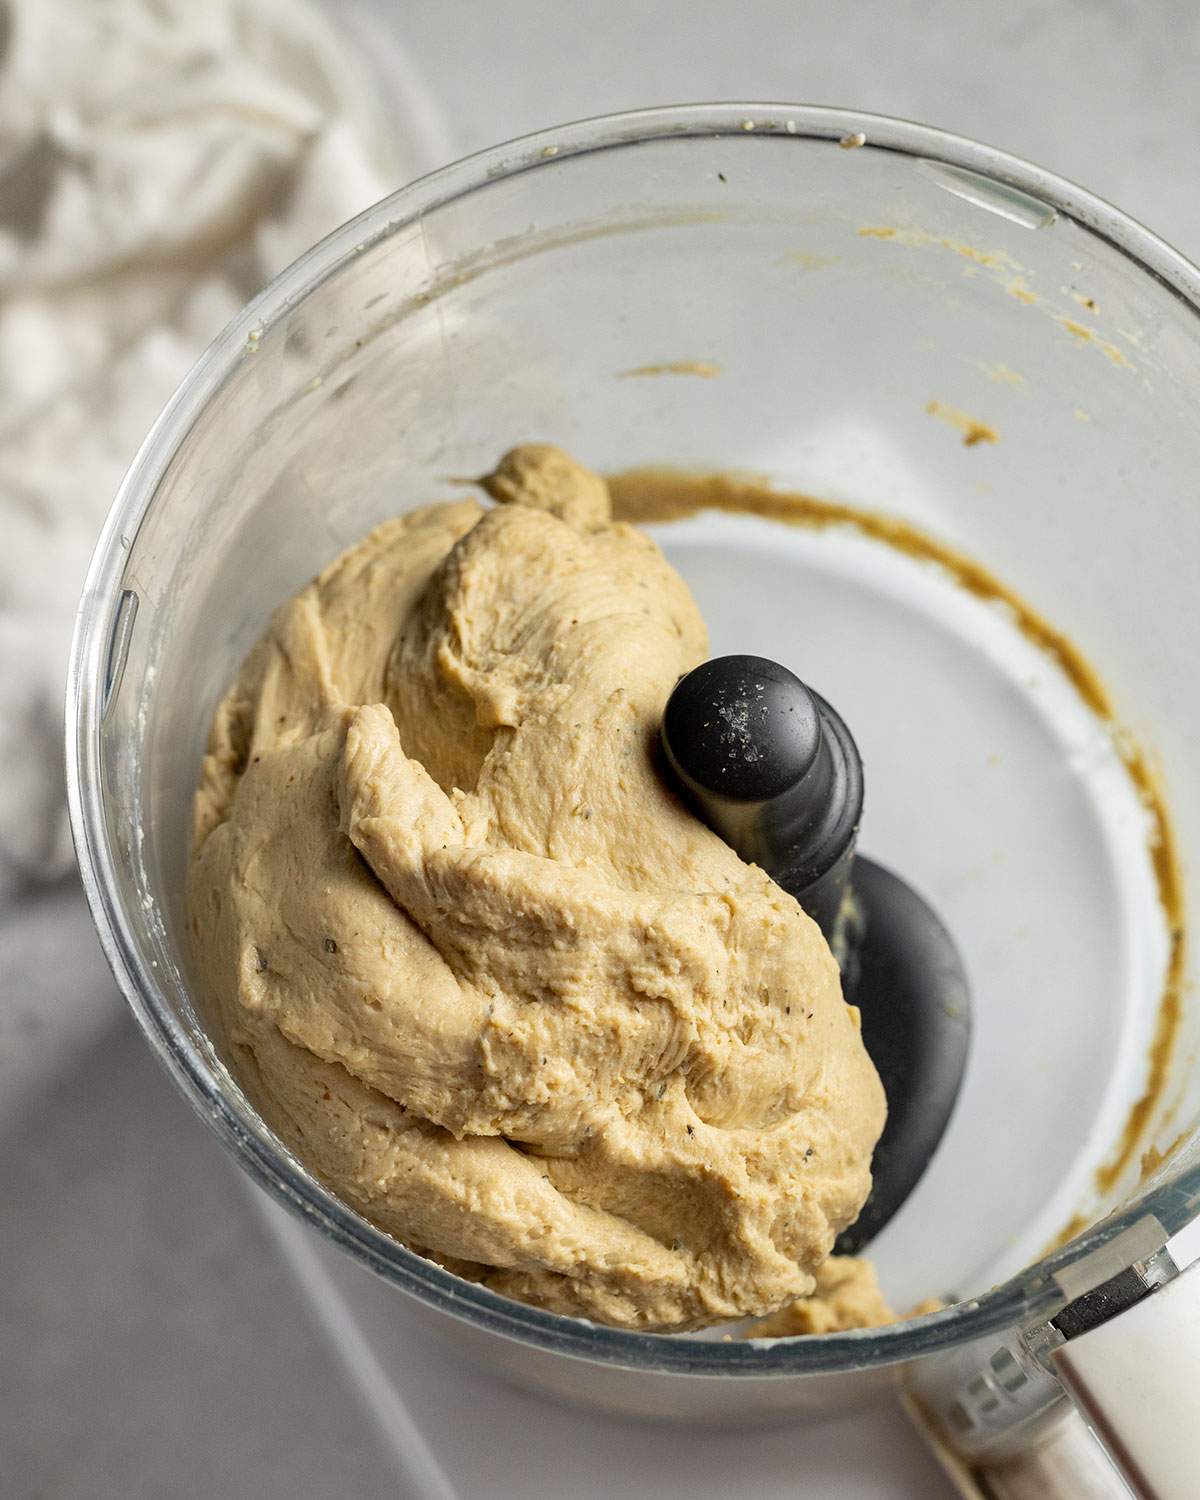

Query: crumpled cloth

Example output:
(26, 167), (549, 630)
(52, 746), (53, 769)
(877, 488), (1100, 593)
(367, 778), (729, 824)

(0, 0), (439, 899)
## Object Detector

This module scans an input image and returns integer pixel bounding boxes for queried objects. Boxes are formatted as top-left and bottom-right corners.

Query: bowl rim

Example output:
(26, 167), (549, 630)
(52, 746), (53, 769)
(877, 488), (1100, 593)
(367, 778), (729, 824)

(66, 101), (1200, 1376)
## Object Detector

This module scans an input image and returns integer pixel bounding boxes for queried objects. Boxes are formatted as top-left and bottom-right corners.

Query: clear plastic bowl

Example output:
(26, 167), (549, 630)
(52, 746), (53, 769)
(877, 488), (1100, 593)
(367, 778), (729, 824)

(67, 105), (1200, 1428)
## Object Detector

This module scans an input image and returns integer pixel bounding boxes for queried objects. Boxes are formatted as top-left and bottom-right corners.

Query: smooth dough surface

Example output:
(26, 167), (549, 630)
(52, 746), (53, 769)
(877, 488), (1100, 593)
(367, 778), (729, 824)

(189, 445), (886, 1330)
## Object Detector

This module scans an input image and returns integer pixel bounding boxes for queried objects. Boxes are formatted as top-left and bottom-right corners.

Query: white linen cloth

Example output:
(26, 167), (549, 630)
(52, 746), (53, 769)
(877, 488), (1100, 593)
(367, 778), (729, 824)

(0, 0), (437, 899)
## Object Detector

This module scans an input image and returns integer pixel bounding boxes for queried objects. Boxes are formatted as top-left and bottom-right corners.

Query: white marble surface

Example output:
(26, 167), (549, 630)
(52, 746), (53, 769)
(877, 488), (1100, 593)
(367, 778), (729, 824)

(6, 1), (1200, 1495)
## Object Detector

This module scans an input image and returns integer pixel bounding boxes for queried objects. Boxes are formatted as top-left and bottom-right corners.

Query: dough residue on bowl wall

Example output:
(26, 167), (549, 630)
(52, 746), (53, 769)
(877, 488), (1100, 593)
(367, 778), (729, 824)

(617, 360), (722, 379)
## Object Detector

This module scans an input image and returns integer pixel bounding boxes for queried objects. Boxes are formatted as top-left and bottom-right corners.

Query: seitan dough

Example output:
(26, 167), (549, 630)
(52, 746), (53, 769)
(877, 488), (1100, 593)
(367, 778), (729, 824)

(189, 444), (886, 1330)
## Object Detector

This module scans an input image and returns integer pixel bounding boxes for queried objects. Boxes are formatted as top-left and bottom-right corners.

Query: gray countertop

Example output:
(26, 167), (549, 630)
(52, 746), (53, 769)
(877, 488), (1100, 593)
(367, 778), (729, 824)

(5, 1), (1200, 1495)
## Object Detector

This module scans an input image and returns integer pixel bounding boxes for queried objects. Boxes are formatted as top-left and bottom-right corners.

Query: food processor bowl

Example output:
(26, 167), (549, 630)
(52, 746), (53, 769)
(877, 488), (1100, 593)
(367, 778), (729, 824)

(67, 105), (1200, 1481)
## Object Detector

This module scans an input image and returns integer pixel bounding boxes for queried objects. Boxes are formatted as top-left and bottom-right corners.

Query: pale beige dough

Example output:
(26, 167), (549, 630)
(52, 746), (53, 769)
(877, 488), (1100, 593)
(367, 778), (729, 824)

(189, 445), (886, 1330)
(748, 1256), (894, 1337)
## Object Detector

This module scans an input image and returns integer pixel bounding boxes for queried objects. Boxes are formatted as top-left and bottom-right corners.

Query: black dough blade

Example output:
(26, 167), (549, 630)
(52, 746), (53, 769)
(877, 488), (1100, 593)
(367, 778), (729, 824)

(661, 654), (972, 1252)
(833, 856), (970, 1254)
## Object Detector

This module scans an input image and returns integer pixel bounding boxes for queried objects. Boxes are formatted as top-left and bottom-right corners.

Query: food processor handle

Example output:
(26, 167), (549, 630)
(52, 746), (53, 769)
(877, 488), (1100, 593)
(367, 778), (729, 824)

(1048, 1254), (1200, 1499)
(913, 1256), (1200, 1499)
